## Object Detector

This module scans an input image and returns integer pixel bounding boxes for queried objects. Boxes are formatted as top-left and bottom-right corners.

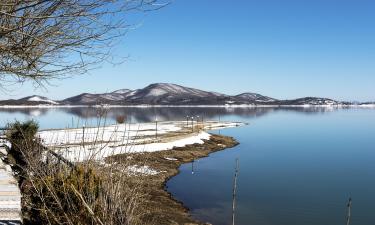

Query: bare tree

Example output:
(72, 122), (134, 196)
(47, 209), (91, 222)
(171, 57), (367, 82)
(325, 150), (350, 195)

(0, 0), (168, 86)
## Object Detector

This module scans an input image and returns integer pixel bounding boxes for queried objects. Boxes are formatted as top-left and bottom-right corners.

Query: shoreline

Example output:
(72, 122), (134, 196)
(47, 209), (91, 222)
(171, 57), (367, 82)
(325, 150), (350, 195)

(34, 120), (244, 224)
(37, 121), (244, 162)
(107, 133), (239, 225)
(2, 119), (242, 224)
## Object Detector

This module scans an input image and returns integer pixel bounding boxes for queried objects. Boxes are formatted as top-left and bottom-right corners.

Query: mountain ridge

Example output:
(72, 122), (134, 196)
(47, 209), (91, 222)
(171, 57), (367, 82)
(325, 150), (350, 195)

(0, 83), (356, 106)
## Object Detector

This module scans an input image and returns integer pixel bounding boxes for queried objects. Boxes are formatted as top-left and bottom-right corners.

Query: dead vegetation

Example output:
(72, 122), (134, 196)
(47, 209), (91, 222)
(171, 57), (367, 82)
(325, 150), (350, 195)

(3, 120), (238, 225)
(3, 120), (150, 225)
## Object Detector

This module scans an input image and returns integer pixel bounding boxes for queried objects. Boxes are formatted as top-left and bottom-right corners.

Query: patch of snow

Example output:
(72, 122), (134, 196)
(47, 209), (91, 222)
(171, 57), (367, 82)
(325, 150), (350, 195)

(124, 90), (137, 97)
(146, 88), (168, 97)
(38, 122), (183, 146)
(101, 93), (125, 101)
(126, 165), (159, 175)
(37, 121), (245, 162)
(165, 157), (177, 161)
(51, 131), (211, 162)
(27, 96), (58, 104)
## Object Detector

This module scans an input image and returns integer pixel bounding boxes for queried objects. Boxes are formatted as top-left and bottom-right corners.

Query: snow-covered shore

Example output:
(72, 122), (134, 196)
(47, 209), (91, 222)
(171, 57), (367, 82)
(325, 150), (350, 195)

(38, 121), (244, 162)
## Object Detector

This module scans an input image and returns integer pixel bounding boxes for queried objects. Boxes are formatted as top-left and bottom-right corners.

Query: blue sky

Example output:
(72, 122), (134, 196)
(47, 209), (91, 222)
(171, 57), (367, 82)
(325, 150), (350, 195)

(4, 0), (375, 101)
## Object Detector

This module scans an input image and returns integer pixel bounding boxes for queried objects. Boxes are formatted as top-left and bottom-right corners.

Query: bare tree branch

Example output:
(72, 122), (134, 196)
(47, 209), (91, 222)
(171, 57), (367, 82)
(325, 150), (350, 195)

(0, 0), (169, 86)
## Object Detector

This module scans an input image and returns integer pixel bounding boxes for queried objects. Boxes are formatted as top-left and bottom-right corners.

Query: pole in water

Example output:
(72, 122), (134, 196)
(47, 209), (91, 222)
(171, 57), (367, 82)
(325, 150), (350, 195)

(191, 160), (194, 175)
(346, 197), (352, 225)
(232, 158), (239, 225)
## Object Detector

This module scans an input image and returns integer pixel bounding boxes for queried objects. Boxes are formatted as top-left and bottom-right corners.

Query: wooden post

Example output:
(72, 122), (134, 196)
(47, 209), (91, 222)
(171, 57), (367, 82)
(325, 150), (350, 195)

(196, 116), (200, 133)
(82, 125), (85, 148)
(346, 197), (352, 225)
(155, 118), (158, 140)
(191, 117), (194, 133)
(218, 115), (221, 135)
(232, 158), (239, 225)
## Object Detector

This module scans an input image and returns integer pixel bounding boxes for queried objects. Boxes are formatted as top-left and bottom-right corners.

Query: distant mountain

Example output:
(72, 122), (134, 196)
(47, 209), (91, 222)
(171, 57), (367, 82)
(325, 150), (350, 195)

(0, 83), (354, 106)
(273, 97), (340, 106)
(0, 95), (58, 105)
(62, 83), (278, 105)
(234, 93), (277, 103)
(61, 91), (129, 105)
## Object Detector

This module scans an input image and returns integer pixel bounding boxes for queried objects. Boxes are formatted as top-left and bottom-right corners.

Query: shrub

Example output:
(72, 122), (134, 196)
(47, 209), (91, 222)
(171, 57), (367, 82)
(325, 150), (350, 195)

(116, 115), (126, 124)
(25, 165), (104, 225)
(4, 120), (144, 225)
(5, 120), (41, 182)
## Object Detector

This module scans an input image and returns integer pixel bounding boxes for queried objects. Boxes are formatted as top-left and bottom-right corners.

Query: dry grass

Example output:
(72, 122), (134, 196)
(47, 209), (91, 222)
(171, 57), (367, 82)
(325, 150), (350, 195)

(4, 119), (238, 225)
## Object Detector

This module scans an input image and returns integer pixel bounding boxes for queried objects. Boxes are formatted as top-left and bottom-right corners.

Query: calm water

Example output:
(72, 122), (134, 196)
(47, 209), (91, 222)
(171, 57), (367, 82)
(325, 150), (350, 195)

(1, 107), (375, 225)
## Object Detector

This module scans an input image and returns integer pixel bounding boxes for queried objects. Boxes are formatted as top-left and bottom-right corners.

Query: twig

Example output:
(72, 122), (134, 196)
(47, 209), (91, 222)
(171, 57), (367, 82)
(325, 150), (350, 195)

(71, 184), (104, 225)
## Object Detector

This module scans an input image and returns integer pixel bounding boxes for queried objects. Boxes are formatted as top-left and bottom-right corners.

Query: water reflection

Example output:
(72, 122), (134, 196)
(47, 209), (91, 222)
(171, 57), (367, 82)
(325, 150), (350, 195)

(0, 106), (341, 125)
(166, 108), (375, 225)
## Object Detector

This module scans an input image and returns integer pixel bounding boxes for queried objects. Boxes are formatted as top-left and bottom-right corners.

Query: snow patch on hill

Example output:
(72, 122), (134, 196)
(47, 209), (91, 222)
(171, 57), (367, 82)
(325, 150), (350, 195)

(26, 96), (58, 104)
(146, 88), (168, 97)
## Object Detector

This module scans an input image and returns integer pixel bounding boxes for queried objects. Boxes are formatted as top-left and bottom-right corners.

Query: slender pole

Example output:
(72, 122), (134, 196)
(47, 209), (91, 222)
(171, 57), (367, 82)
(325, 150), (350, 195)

(191, 117), (194, 132)
(82, 125), (85, 148)
(346, 197), (352, 225)
(232, 158), (239, 225)
(196, 116), (200, 133)
(155, 119), (158, 139)
(218, 115), (221, 135)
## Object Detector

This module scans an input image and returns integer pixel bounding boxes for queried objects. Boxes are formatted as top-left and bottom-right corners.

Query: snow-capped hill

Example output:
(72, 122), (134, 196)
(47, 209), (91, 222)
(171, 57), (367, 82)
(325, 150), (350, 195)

(3, 83), (353, 106)
(61, 83), (232, 105)
(131, 83), (232, 104)
(20, 95), (58, 105)
(280, 97), (341, 105)
(235, 93), (277, 103)
(134, 83), (225, 98)
(59, 84), (348, 106)
(127, 83), (227, 102)
(62, 92), (127, 104)
(62, 93), (96, 104)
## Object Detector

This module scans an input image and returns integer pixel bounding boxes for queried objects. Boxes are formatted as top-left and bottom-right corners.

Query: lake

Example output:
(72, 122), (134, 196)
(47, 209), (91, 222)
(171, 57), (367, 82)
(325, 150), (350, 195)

(1, 106), (374, 225)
